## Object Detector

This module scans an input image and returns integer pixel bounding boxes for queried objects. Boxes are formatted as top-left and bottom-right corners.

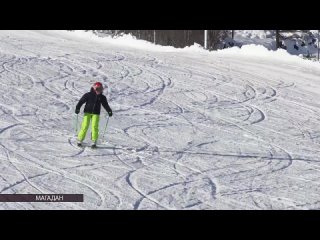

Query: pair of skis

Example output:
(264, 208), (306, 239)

(77, 142), (97, 149)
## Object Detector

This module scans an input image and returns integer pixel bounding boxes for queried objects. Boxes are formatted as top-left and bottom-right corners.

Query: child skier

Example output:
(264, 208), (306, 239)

(75, 82), (113, 148)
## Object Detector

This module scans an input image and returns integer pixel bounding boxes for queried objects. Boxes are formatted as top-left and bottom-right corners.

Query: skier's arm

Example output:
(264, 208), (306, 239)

(75, 93), (88, 113)
(101, 96), (112, 115)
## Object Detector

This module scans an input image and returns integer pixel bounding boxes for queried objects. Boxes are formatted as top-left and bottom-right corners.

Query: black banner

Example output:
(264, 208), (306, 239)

(0, 194), (83, 202)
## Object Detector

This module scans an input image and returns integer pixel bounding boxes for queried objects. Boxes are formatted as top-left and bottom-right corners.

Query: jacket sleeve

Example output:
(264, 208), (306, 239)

(101, 96), (112, 113)
(76, 93), (88, 111)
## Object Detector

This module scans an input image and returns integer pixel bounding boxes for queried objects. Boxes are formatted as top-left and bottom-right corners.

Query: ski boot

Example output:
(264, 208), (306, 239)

(91, 141), (97, 149)
(77, 141), (83, 148)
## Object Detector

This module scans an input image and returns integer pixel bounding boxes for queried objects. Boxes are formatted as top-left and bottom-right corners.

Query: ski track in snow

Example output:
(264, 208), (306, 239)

(0, 31), (320, 209)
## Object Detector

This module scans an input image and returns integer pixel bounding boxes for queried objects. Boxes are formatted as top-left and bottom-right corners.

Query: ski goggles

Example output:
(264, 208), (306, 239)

(95, 86), (104, 92)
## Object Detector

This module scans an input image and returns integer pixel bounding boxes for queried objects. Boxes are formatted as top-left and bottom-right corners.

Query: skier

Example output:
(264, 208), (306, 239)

(75, 82), (113, 148)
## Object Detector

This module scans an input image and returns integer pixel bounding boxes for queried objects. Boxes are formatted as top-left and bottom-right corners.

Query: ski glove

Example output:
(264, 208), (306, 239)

(75, 109), (80, 114)
(108, 111), (113, 117)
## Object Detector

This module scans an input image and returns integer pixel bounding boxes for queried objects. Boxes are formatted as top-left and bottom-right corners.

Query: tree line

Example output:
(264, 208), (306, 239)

(94, 30), (230, 50)
(89, 30), (318, 51)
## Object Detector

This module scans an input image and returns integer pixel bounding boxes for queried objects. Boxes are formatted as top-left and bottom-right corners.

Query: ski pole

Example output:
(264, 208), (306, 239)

(75, 114), (79, 135)
(102, 116), (110, 141)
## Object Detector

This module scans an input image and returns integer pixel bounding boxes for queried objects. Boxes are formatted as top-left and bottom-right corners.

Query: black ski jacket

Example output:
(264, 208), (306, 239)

(76, 88), (112, 115)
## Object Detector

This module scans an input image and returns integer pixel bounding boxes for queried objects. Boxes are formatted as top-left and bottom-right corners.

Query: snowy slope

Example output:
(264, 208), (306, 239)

(0, 30), (320, 209)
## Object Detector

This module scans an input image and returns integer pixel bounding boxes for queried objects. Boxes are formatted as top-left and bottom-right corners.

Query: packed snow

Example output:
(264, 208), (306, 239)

(0, 30), (320, 209)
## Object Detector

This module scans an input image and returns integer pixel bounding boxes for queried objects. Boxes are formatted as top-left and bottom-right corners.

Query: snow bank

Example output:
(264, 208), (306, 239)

(51, 30), (206, 53)
(217, 44), (292, 57)
(216, 44), (320, 67)
(232, 30), (319, 58)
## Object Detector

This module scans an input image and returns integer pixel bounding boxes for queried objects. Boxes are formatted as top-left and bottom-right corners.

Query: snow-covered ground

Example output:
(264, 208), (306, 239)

(0, 30), (320, 210)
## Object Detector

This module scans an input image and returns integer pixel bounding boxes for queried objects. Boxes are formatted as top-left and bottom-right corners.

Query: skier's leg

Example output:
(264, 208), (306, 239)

(91, 114), (100, 144)
(78, 113), (92, 142)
